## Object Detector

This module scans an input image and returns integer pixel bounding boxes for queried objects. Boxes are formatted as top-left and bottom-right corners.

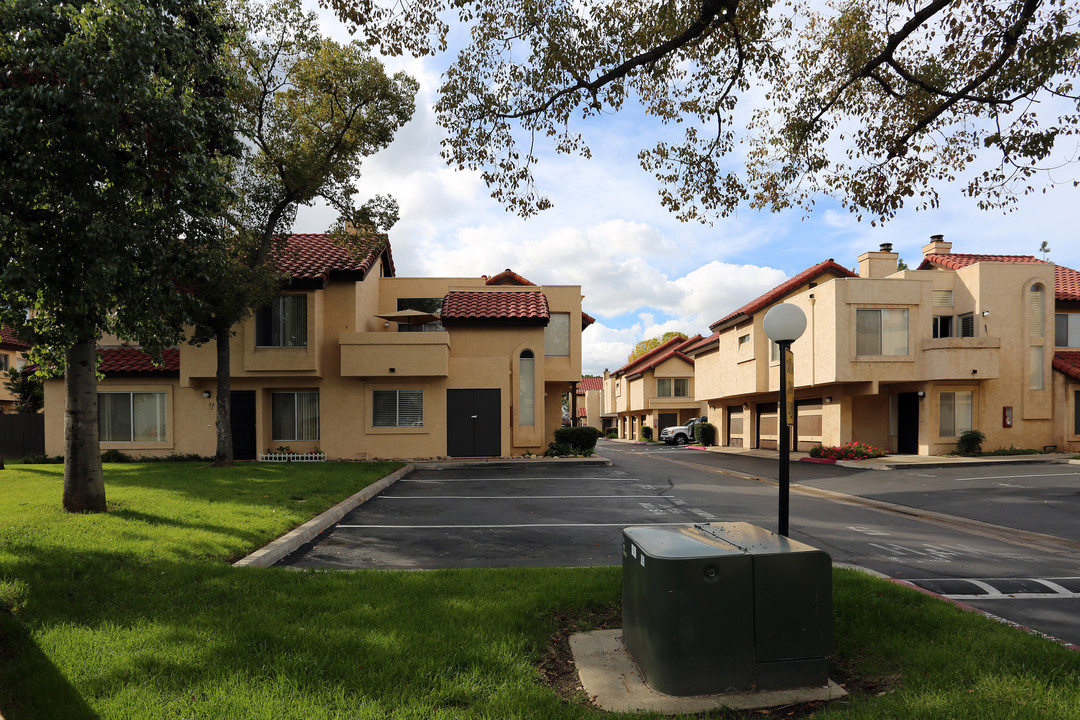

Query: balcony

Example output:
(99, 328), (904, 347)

(340, 332), (449, 378)
(920, 336), (1001, 380)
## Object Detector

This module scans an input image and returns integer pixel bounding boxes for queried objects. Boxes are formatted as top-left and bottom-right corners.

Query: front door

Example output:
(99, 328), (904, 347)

(446, 389), (501, 456)
(897, 392), (920, 454)
(230, 391), (257, 460)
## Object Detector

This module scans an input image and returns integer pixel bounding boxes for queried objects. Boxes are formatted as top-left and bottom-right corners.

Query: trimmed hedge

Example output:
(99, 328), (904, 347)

(553, 426), (602, 450)
(695, 421), (716, 446)
(641, 426), (653, 440)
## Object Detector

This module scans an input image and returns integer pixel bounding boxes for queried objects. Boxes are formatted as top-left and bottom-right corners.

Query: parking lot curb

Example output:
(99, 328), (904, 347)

(411, 456), (612, 470)
(232, 464), (415, 568)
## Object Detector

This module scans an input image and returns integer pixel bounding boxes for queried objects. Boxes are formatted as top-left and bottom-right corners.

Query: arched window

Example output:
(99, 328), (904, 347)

(519, 350), (535, 426)
(1028, 283), (1045, 336)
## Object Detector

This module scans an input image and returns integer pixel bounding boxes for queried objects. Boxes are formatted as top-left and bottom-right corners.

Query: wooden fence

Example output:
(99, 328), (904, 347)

(0, 414), (45, 459)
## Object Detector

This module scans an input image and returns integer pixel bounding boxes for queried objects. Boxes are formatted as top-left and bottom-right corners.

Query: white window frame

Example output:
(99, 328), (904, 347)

(939, 390), (973, 438)
(99, 392), (167, 443)
(272, 391), (320, 440)
(372, 389), (424, 428)
(856, 308), (909, 356)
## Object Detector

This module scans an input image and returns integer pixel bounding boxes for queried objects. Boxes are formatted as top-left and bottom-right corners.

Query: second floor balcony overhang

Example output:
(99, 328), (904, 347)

(340, 332), (450, 378)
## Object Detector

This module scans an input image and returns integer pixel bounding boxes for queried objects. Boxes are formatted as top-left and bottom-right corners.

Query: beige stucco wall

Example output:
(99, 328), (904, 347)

(45, 271), (584, 460)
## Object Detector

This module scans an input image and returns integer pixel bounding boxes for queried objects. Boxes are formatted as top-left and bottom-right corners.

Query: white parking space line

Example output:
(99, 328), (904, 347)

(380, 494), (663, 500)
(402, 476), (631, 483)
(336, 522), (690, 529)
(906, 578), (1080, 600)
(956, 472), (1080, 482)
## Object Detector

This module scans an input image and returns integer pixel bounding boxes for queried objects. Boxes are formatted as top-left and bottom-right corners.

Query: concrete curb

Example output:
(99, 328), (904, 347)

(841, 456), (1070, 470)
(411, 456), (612, 470)
(233, 464), (414, 568)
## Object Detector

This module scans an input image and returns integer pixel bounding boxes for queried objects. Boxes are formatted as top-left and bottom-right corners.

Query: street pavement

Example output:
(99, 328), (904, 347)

(277, 440), (1080, 647)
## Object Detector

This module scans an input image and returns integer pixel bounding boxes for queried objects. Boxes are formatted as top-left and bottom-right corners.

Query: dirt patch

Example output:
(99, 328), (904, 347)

(537, 607), (893, 717)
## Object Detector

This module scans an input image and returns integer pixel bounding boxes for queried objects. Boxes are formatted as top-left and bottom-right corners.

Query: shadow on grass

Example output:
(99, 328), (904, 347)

(0, 611), (99, 720)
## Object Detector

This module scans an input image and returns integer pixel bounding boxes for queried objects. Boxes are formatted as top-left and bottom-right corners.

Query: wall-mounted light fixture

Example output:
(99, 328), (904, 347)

(384, 321), (390, 328)
(981, 310), (990, 317)
(824, 396), (832, 403)
(202, 390), (211, 399)
(917, 391), (925, 398)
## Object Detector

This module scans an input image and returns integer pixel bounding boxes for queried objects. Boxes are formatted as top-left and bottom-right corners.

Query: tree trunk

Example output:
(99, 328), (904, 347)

(213, 324), (234, 466)
(63, 338), (106, 512)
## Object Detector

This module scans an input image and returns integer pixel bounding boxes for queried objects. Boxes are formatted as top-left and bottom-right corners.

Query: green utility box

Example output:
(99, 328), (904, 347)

(621, 522), (831, 696)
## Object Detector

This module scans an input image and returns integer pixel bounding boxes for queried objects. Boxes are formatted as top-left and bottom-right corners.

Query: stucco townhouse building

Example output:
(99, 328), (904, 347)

(602, 334), (705, 441)
(686, 235), (1080, 456)
(43, 234), (591, 460)
(0, 328), (32, 413)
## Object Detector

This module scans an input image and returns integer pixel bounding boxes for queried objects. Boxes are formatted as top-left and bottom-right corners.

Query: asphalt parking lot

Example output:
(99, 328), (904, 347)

(277, 461), (726, 570)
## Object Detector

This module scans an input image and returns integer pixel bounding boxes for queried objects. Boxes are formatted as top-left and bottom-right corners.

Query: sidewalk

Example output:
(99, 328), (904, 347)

(663, 441), (1078, 470)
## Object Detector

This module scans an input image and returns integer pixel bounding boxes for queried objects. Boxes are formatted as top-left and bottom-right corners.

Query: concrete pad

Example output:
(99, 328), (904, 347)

(570, 629), (847, 714)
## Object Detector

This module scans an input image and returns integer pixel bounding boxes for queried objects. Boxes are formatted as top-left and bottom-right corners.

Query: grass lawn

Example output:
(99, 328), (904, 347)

(2, 462), (1079, 719)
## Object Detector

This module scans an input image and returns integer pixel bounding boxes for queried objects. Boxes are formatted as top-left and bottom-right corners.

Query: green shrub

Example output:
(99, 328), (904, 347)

(16, 454), (64, 464)
(640, 426), (653, 440)
(100, 449), (134, 463)
(553, 426), (601, 451)
(956, 429), (986, 455)
(695, 421), (716, 446)
(604, 428), (618, 439)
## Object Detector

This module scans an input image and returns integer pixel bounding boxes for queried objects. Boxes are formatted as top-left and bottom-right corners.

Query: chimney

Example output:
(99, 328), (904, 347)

(922, 234), (952, 258)
(857, 243), (900, 279)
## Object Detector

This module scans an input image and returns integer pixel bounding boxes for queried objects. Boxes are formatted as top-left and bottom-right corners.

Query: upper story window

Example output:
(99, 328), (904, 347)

(256, 295), (307, 347)
(657, 378), (689, 398)
(932, 289), (954, 307)
(396, 297), (444, 332)
(99, 392), (166, 442)
(0, 353), (8, 371)
(932, 315), (953, 338)
(545, 313), (570, 356)
(738, 334), (750, 348)
(1028, 283), (1045, 336)
(1056, 313), (1080, 347)
(856, 308), (908, 356)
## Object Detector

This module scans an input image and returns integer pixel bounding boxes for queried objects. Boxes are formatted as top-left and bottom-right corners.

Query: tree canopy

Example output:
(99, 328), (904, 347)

(628, 332), (690, 362)
(325, 0), (1080, 224)
(187, 0), (418, 464)
(0, 0), (238, 510)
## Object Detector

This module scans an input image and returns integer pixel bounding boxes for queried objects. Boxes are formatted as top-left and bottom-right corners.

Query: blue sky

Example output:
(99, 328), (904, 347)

(296, 3), (1080, 375)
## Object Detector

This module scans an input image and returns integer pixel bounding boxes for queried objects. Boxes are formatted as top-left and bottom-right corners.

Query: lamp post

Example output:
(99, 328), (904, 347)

(763, 303), (807, 537)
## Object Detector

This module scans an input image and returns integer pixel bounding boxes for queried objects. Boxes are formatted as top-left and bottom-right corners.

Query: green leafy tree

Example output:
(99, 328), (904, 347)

(3, 368), (44, 415)
(187, 0), (418, 465)
(0, 0), (238, 511)
(326, 0), (1080, 224)
(628, 332), (689, 362)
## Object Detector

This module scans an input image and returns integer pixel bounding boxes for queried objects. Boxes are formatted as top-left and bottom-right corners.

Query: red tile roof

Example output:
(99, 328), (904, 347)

(440, 290), (550, 325)
(582, 310), (596, 330)
(577, 376), (604, 394)
(1053, 352), (1080, 382)
(485, 269), (536, 286)
(709, 259), (856, 332)
(576, 407), (587, 418)
(917, 253), (1046, 271)
(274, 233), (393, 284)
(684, 331), (720, 355)
(626, 350), (695, 379)
(613, 336), (687, 376)
(98, 347), (180, 375)
(0, 327), (31, 350)
(1057, 265), (1080, 302)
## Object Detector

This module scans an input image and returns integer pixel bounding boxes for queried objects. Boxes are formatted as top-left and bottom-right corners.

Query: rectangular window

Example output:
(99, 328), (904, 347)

(0, 353), (8, 371)
(738, 334), (751, 348)
(1056, 313), (1080, 347)
(1030, 345), (1044, 390)
(856, 308), (908, 356)
(958, 313), (975, 338)
(99, 392), (166, 442)
(272, 391), (320, 440)
(372, 389), (423, 427)
(656, 378), (689, 397)
(544, 313), (570, 356)
(256, 295), (307, 347)
(939, 391), (973, 437)
(932, 315), (953, 338)
(770, 339), (780, 362)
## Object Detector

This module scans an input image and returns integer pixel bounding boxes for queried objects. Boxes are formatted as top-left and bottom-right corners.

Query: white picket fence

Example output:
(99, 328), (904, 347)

(258, 452), (327, 463)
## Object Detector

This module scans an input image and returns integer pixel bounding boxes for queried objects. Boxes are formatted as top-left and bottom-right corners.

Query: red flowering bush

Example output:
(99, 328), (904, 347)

(809, 442), (888, 460)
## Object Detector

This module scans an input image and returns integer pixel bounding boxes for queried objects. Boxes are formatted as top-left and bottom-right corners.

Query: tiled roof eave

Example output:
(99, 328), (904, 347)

(1053, 352), (1080, 382)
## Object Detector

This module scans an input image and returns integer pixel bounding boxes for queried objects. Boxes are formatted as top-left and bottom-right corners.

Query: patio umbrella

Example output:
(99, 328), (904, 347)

(375, 309), (441, 326)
